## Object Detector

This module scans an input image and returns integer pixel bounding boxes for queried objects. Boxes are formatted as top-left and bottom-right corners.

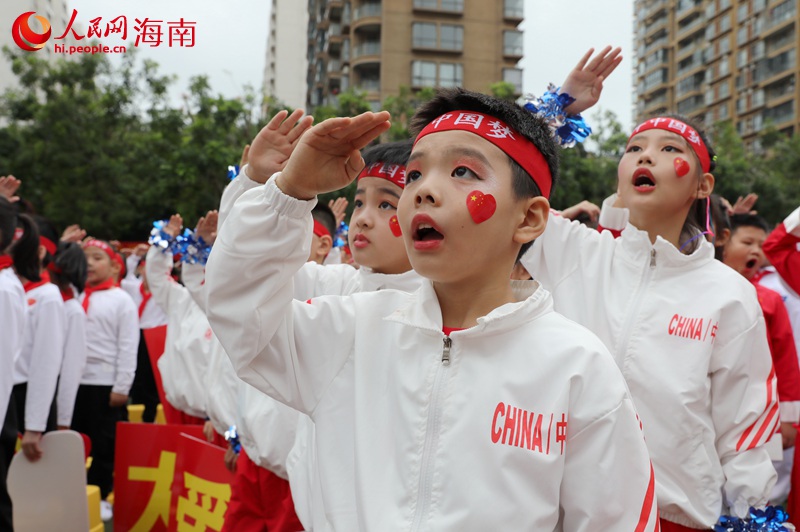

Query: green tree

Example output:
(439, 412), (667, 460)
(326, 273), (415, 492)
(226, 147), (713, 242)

(0, 48), (259, 240)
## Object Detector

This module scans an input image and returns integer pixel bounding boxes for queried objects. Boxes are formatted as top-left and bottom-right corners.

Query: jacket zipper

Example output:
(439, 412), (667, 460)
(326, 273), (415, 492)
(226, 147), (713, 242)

(616, 249), (656, 368)
(410, 336), (452, 530)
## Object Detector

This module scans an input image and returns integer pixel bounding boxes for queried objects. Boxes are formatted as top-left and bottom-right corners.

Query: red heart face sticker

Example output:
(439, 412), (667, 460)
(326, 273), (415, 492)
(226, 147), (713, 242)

(389, 215), (402, 237)
(466, 190), (497, 224)
(674, 157), (690, 178)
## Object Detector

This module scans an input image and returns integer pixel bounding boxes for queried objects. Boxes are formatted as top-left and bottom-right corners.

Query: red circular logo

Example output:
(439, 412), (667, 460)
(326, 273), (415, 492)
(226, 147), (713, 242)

(11, 12), (51, 52)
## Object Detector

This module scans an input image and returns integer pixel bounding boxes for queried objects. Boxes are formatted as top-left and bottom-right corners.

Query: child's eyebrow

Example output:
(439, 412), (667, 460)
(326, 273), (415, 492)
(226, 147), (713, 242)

(377, 187), (401, 199)
(407, 146), (494, 168)
(355, 188), (365, 196)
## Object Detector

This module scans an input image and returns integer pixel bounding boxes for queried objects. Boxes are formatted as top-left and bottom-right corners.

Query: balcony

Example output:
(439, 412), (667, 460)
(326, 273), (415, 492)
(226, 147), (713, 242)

(677, 0), (703, 23)
(644, 18), (668, 41)
(356, 77), (380, 93)
(352, 40), (381, 68)
(504, 0), (523, 23)
(352, 3), (382, 31)
(327, 59), (342, 76)
(412, 0), (464, 16)
(644, 35), (669, 54)
(642, 0), (668, 26)
(677, 94), (705, 115)
(762, 5), (796, 36)
(763, 100), (795, 124)
(677, 15), (705, 39)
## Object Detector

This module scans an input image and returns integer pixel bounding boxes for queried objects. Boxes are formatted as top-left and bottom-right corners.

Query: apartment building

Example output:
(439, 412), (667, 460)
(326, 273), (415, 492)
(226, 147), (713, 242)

(264, 0), (309, 111)
(305, 0), (525, 110)
(634, 0), (798, 148)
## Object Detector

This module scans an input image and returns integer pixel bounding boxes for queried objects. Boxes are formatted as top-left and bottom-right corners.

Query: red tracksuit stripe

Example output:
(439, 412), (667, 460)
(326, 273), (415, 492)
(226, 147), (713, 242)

(635, 464), (657, 532)
(737, 366), (777, 451)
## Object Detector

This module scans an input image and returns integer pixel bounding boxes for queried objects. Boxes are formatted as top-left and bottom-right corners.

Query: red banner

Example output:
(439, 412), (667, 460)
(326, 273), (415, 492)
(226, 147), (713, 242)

(172, 433), (234, 530)
(114, 422), (231, 531)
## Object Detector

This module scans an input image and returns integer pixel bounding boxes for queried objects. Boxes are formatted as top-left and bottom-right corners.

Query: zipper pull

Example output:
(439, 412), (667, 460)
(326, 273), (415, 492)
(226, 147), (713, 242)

(650, 248), (656, 268)
(442, 337), (452, 366)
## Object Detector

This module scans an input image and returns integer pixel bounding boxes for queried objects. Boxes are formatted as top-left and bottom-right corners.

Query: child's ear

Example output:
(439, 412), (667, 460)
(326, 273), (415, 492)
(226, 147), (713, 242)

(513, 196), (550, 245)
(715, 227), (731, 249)
(319, 235), (333, 257)
(696, 172), (715, 200)
(38, 245), (47, 261)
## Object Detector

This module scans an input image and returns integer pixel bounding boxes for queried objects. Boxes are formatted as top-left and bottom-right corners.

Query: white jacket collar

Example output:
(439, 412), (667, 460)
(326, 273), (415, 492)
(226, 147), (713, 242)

(385, 279), (553, 335)
(620, 223), (715, 269)
(358, 266), (422, 293)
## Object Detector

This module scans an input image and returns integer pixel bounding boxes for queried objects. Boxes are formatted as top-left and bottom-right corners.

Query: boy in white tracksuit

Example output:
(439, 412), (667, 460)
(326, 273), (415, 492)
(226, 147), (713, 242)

(521, 118), (778, 528)
(206, 91), (659, 531)
(224, 135), (423, 531)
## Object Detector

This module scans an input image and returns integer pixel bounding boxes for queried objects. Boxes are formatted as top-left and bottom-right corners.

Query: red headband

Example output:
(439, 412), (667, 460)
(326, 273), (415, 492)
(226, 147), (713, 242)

(40, 237), (57, 256)
(358, 162), (406, 189)
(313, 220), (331, 239)
(630, 118), (712, 173)
(414, 111), (552, 198)
(84, 239), (117, 262)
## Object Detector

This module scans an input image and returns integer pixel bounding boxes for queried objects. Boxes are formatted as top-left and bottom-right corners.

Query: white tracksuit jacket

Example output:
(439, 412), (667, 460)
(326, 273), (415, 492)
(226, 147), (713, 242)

(145, 246), (212, 418)
(182, 262), (240, 437)
(521, 210), (778, 528)
(205, 177), (659, 532)
(0, 267), (25, 427)
(287, 261), (423, 531)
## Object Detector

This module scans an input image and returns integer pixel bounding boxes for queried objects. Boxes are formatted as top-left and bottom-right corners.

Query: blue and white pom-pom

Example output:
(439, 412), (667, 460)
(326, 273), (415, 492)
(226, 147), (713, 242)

(715, 506), (794, 532)
(227, 164), (240, 181)
(334, 221), (349, 248)
(148, 220), (181, 255)
(224, 425), (242, 454)
(523, 83), (592, 148)
(177, 229), (212, 266)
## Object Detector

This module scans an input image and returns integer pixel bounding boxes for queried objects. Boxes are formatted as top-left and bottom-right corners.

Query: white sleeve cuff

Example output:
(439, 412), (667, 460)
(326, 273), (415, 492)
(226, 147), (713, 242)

(780, 400), (800, 424)
(784, 207), (800, 237)
(599, 194), (629, 231)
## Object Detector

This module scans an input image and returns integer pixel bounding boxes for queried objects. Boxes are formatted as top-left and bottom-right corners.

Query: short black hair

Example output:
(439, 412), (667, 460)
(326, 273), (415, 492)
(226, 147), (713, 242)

(410, 88), (559, 259)
(51, 241), (88, 293)
(0, 197), (40, 281)
(33, 215), (59, 266)
(409, 87), (560, 201)
(312, 203), (337, 238)
(730, 213), (770, 235)
(363, 139), (413, 167)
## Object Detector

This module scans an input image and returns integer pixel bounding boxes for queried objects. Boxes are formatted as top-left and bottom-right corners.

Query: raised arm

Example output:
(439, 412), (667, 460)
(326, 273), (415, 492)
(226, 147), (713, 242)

(763, 206), (800, 295)
(206, 112), (390, 411)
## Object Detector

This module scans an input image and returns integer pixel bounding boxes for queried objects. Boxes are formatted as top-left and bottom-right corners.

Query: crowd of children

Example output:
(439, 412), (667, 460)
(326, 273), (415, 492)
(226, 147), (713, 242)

(1, 46), (800, 531)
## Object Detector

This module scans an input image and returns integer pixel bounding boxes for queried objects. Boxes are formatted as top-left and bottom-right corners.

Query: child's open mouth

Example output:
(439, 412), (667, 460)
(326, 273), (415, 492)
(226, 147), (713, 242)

(632, 168), (656, 191)
(745, 258), (758, 269)
(411, 214), (444, 250)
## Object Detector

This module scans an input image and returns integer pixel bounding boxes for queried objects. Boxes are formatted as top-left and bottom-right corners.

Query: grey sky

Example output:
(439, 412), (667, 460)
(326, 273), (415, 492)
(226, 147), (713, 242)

(66, 0), (634, 129)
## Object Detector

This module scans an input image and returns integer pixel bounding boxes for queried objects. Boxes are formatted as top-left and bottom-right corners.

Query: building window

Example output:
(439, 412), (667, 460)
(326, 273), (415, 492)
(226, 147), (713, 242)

(737, 49), (748, 68)
(737, 3), (748, 22)
(412, 22), (437, 48)
(720, 56), (730, 75)
(412, 61), (437, 86)
(439, 63), (463, 87)
(504, 0), (524, 18)
(719, 35), (730, 54)
(413, 0), (463, 11)
(753, 88), (765, 106)
(737, 26), (748, 45)
(413, 0), (438, 8)
(503, 30), (523, 56)
(719, 80), (730, 98)
(720, 12), (731, 32)
(440, 24), (463, 51)
(503, 68), (523, 93)
(441, 0), (463, 11)
(719, 103), (729, 120)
